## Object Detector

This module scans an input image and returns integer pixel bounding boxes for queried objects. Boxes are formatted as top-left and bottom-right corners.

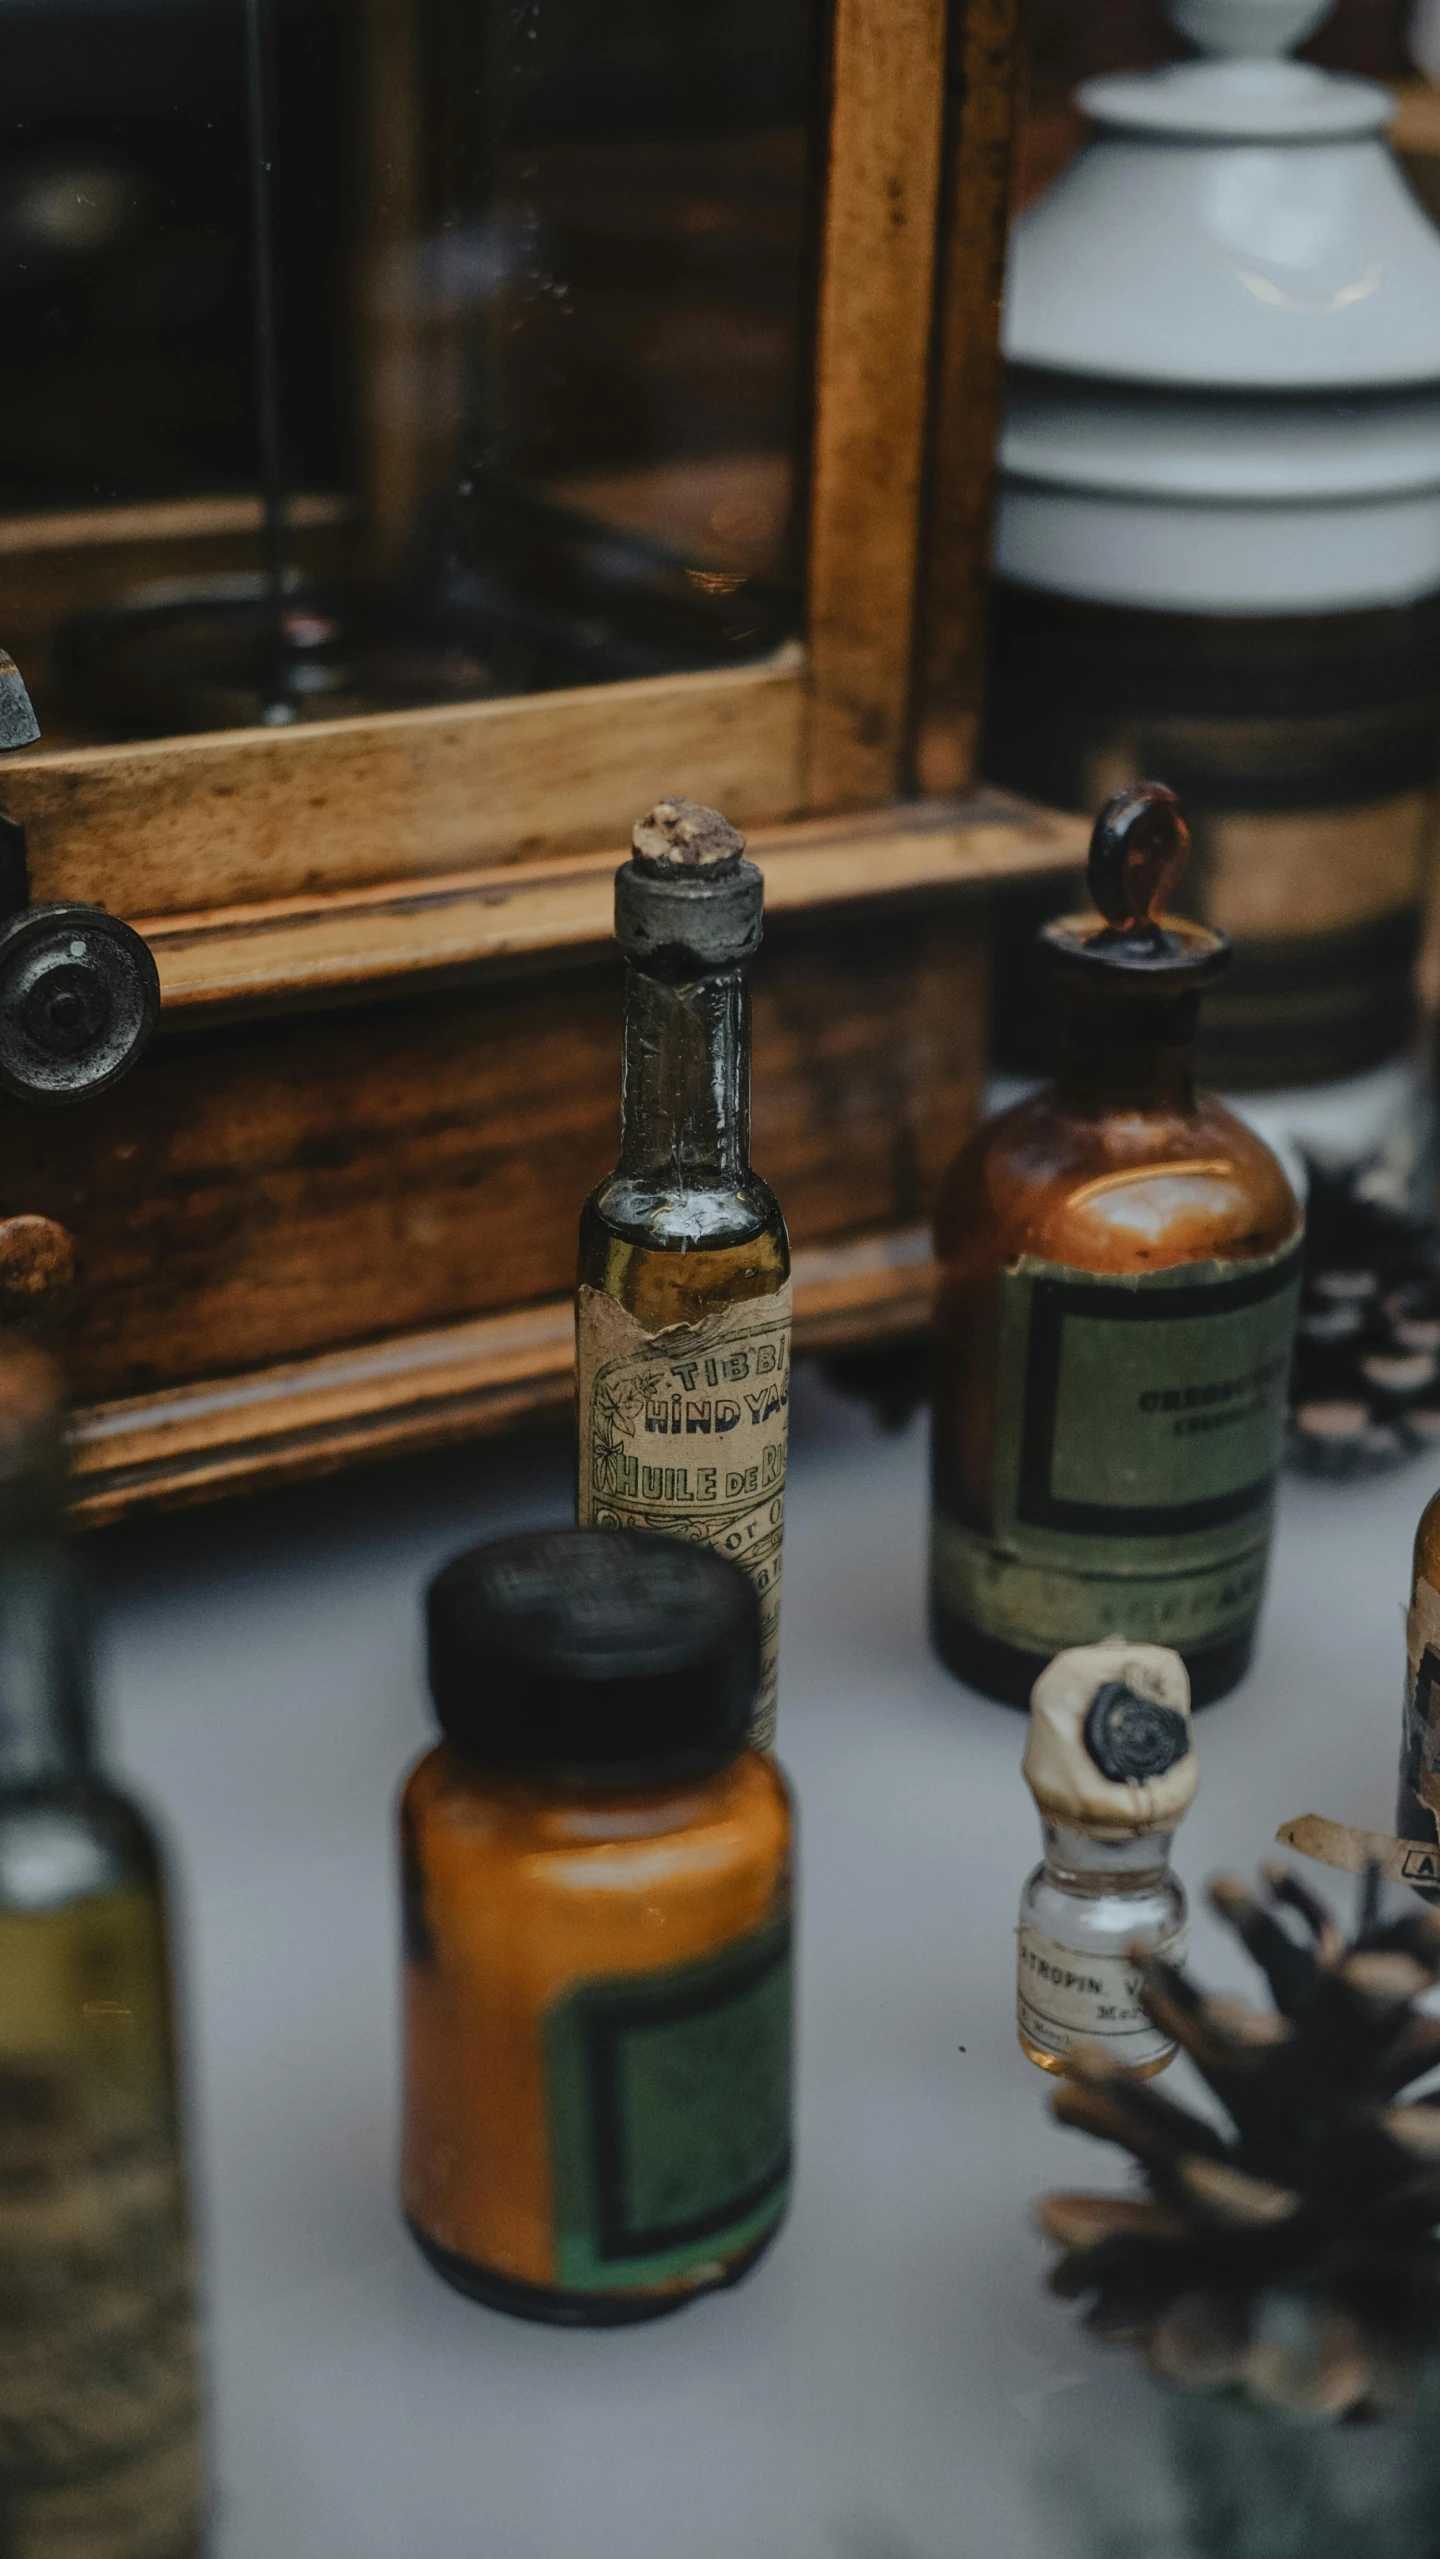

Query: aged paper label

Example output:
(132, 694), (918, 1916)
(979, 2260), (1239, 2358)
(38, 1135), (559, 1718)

(932, 1240), (1300, 1669)
(1017, 1922), (1184, 2070)
(1393, 1574), (1440, 1888)
(1276, 1812), (1440, 1894)
(576, 1281), (791, 1745)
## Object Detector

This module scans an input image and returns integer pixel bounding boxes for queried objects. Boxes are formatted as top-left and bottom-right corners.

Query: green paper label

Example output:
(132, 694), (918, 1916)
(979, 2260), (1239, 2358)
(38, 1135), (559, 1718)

(933, 1241), (1301, 1660)
(542, 1913), (792, 2295)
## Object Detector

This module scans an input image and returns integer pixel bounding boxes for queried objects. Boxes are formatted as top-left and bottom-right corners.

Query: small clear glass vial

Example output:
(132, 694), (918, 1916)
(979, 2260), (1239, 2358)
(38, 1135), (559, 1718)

(1017, 1639), (1197, 2077)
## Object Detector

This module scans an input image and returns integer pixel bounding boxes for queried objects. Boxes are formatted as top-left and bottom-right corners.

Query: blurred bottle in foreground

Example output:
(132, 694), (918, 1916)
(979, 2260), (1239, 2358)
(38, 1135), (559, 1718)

(0, 1345), (204, 2558)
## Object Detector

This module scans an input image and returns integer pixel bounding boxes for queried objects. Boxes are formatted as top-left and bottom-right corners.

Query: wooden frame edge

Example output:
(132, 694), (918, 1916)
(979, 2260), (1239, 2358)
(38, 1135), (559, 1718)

(140, 788), (1088, 1015)
(1, 649), (809, 917)
(69, 1226), (936, 1522)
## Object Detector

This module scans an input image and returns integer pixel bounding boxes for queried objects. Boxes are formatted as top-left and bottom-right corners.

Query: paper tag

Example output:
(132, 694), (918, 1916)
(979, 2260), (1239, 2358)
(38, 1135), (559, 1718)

(1017, 1921), (1184, 2068)
(576, 1281), (791, 1744)
(1277, 1811), (1440, 1894)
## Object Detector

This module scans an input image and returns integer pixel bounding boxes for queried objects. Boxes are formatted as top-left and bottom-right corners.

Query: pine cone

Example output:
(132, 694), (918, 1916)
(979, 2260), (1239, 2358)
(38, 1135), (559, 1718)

(1289, 1155), (1440, 1477)
(1037, 1863), (1440, 2420)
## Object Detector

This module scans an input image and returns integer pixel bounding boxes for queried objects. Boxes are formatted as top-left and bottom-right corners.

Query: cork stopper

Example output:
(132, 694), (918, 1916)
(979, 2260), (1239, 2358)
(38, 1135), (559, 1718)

(616, 796), (763, 974)
(1042, 783), (1228, 986)
(631, 799), (747, 878)
(1023, 1637), (1199, 1840)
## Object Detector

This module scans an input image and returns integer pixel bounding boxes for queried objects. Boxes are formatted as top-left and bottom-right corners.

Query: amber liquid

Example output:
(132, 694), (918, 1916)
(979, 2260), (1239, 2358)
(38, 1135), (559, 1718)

(0, 1829), (203, 2559)
(1018, 2029), (1171, 2079)
(400, 1745), (792, 2322)
(932, 986), (1300, 1705)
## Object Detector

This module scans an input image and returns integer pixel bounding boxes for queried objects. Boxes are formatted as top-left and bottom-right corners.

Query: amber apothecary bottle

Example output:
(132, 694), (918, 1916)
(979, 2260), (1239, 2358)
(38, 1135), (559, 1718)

(1397, 1490), (1440, 1893)
(401, 1525), (793, 2326)
(577, 798), (791, 1745)
(932, 783), (1302, 1709)
(0, 1346), (203, 2558)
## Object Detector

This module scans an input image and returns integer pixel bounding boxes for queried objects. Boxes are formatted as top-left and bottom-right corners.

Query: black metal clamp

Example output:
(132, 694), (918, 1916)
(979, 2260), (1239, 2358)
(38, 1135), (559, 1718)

(0, 653), (161, 1330)
(0, 658), (159, 1108)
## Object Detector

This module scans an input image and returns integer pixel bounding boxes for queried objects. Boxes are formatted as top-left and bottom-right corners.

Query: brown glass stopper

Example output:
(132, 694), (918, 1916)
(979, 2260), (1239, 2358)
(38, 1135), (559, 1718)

(1088, 783), (1190, 938)
(632, 799), (746, 877)
(0, 1215), (77, 1333)
(0, 1333), (66, 1513)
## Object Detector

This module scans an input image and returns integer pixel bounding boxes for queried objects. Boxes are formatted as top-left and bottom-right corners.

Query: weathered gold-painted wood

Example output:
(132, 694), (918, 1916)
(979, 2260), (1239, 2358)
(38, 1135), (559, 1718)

(11, 902), (982, 1503)
(141, 789), (1088, 1014)
(68, 1226), (937, 1522)
(806, 0), (950, 810)
(915, 0), (1025, 795)
(0, 649), (808, 917)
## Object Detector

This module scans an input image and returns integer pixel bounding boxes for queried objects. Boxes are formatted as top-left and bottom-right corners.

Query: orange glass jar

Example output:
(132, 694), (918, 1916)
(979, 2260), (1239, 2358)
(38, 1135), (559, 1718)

(931, 784), (1302, 1710)
(400, 1526), (794, 2326)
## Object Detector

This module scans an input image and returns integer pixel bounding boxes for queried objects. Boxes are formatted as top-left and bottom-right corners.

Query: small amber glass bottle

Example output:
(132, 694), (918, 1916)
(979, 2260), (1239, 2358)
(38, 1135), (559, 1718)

(932, 783), (1302, 1709)
(1397, 1490), (1440, 1892)
(577, 798), (791, 1746)
(401, 1525), (794, 2326)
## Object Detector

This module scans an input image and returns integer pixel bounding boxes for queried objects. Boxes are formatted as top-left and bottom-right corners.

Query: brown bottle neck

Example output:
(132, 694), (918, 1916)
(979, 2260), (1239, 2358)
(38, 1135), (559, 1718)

(1052, 982), (1200, 1113)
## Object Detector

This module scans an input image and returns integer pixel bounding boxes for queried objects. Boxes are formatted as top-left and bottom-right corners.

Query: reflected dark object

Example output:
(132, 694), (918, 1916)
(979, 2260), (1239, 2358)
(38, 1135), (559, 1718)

(0, 0), (814, 739)
(52, 479), (796, 737)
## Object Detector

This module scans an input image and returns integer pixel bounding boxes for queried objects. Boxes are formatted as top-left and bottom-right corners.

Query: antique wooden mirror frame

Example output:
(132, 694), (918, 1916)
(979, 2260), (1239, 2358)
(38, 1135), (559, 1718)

(0, 0), (1083, 1521)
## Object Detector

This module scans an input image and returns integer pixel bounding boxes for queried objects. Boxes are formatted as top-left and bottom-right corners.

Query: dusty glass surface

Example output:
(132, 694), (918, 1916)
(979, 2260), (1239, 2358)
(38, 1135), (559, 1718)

(0, 0), (818, 741)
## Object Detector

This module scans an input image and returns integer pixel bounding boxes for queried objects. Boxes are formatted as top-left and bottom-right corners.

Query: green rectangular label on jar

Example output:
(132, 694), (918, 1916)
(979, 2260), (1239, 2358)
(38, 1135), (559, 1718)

(932, 1239), (1301, 1664)
(994, 1244), (1301, 1556)
(543, 1913), (792, 2295)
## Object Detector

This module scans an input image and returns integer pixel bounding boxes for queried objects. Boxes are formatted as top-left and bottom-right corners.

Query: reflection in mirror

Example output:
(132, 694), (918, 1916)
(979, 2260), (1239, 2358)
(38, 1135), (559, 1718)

(0, 0), (819, 743)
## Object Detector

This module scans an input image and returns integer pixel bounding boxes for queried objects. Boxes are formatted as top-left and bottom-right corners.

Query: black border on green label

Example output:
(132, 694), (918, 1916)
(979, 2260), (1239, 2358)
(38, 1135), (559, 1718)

(1016, 1245), (1302, 1540)
(573, 1924), (792, 2264)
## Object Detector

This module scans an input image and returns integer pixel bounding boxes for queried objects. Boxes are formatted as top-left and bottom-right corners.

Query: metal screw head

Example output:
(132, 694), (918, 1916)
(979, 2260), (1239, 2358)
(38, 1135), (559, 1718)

(0, 906), (159, 1103)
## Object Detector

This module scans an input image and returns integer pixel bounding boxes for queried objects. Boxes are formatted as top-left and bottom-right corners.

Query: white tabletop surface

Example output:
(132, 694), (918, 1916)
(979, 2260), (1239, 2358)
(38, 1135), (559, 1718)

(92, 1367), (1432, 2559)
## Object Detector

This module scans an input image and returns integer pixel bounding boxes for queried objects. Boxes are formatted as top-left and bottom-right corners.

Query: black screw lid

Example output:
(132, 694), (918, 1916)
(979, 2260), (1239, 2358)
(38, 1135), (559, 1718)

(426, 1527), (761, 1780)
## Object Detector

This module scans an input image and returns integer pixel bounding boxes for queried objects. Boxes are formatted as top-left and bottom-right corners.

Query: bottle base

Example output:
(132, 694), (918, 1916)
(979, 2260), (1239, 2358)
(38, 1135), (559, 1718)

(406, 2217), (781, 2327)
(930, 1605), (1255, 1711)
(1018, 2025), (1173, 2079)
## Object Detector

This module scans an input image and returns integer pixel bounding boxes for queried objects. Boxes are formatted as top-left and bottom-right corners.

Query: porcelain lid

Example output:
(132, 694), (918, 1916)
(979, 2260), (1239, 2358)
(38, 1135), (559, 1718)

(1002, 0), (1440, 391)
(1082, 0), (1389, 144)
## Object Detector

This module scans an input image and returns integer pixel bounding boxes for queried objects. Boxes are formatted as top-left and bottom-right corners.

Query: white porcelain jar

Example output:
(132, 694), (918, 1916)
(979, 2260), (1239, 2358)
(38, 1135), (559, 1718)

(986, 0), (1440, 1103)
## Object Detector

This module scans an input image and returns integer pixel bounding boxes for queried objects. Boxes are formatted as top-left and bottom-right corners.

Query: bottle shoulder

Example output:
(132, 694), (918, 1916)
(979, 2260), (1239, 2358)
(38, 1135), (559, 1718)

(0, 1780), (164, 1914)
(578, 1197), (791, 1329)
(936, 1086), (1299, 1277)
(582, 1172), (789, 1261)
(403, 1743), (791, 1884)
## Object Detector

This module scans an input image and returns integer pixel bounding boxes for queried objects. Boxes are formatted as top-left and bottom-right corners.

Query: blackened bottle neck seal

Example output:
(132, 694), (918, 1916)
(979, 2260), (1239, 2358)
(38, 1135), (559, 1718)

(615, 796), (764, 977)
